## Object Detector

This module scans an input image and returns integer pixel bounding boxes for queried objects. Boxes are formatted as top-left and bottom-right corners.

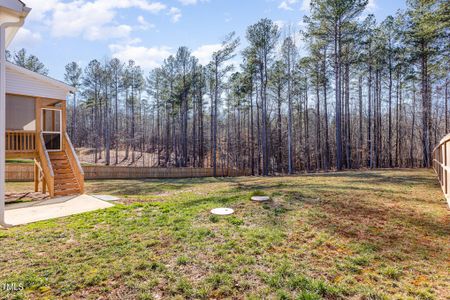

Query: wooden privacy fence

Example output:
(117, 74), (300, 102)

(432, 133), (450, 207)
(6, 164), (251, 182)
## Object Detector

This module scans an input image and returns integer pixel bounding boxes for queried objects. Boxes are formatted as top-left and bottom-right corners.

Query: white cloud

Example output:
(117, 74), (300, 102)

(109, 44), (172, 69)
(168, 7), (182, 23)
(178, 0), (208, 5)
(274, 20), (285, 30)
(300, 0), (310, 12)
(192, 43), (222, 65)
(366, 0), (377, 12)
(99, 0), (166, 13)
(85, 24), (133, 41)
(178, 0), (197, 5)
(278, 0), (298, 11)
(25, 0), (168, 41)
(298, 19), (307, 29)
(110, 42), (229, 70)
(278, 2), (292, 11)
(23, 0), (59, 21)
(359, 0), (377, 20)
(137, 15), (155, 30)
(50, 1), (116, 39)
(224, 12), (232, 23)
(8, 27), (42, 49)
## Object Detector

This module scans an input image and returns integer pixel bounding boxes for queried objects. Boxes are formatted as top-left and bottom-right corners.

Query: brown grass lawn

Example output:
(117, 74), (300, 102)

(1, 169), (449, 299)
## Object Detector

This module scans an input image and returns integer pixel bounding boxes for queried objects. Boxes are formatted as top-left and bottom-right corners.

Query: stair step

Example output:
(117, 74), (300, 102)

(50, 158), (68, 162)
(54, 173), (75, 179)
(51, 159), (69, 163)
(54, 188), (81, 196)
(48, 151), (65, 155)
(55, 183), (79, 190)
(49, 152), (66, 156)
(53, 167), (71, 172)
(54, 165), (71, 170)
(49, 156), (67, 160)
(51, 155), (67, 158)
(52, 160), (70, 166)
(55, 180), (79, 186)
(56, 178), (78, 184)
(52, 163), (71, 169)
(54, 169), (72, 174)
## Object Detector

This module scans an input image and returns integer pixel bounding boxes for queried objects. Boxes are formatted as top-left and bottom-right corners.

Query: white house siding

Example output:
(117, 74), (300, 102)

(6, 66), (69, 100)
(5, 94), (35, 130)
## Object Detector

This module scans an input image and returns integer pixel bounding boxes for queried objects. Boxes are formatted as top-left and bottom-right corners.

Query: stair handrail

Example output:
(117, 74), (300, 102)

(39, 134), (54, 177)
(33, 158), (44, 181)
(63, 132), (85, 193)
(432, 133), (450, 207)
(37, 132), (55, 197)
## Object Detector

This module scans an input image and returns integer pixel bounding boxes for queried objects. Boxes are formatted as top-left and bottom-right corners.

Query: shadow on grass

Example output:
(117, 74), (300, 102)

(302, 189), (449, 256)
(175, 194), (243, 210)
(315, 169), (438, 186)
(232, 182), (394, 194)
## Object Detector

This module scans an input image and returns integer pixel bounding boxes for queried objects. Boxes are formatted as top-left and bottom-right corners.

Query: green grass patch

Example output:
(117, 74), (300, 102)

(2, 169), (449, 299)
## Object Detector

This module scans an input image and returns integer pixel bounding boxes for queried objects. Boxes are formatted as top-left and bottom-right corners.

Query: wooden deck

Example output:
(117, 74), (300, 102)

(5, 130), (36, 158)
(5, 130), (84, 197)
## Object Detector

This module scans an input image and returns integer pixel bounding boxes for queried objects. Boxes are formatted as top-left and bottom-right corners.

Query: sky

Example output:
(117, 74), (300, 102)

(8, 0), (407, 80)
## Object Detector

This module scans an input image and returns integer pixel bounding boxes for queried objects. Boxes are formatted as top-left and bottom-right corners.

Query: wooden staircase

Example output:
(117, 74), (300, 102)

(48, 151), (82, 197)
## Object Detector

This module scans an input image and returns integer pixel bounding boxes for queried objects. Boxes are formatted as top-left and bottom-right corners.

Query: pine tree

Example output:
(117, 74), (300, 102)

(13, 48), (49, 75)
(64, 62), (82, 143)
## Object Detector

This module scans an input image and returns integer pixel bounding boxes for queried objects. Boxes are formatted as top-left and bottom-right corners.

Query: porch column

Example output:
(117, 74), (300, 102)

(0, 18), (26, 227)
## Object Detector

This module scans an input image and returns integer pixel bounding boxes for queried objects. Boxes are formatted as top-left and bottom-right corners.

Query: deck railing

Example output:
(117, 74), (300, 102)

(64, 132), (85, 193)
(37, 132), (55, 197)
(5, 130), (36, 152)
(432, 133), (450, 207)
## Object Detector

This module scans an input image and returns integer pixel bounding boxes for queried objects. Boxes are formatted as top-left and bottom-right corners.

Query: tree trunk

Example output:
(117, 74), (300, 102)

(315, 66), (322, 170)
(410, 80), (416, 167)
(358, 75), (363, 168)
(335, 22), (343, 170)
(388, 53), (393, 167)
(213, 59), (219, 176)
(277, 84), (283, 172)
(323, 47), (330, 172)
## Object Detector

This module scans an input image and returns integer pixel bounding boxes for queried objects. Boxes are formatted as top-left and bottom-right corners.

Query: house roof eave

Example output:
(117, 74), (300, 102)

(6, 61), (77, 95)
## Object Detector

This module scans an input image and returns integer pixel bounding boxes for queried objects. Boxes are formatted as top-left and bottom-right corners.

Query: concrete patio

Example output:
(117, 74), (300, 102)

(4, 194), (114, 226)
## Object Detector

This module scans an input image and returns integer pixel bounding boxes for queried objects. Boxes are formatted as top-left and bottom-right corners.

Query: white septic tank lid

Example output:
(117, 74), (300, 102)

(251, 196), (270, 202)
(92, 194), (120, 201)
(210, 208), (234, 215)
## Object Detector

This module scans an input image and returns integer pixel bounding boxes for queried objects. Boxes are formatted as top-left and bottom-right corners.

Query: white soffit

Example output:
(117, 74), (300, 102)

(6, 62), (75, 100)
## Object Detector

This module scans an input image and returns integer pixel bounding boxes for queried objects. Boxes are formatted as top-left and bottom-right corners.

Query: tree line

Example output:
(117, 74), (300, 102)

(10, 0), (449, 175)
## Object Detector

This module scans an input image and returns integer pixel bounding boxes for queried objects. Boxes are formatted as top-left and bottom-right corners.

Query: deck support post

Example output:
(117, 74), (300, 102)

(34, 162), (39, 192)
(42, 177), (46, 194)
